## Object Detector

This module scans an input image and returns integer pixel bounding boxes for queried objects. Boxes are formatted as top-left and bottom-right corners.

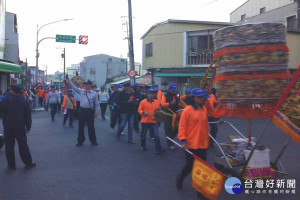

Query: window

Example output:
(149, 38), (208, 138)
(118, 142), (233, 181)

(241, 14), (246, 21)
(108, 58), (112, 62)
(90, 68), (96, 75)
(14, 14), (18, 33)
(260, 7), (266, 14)
(187, 35), (214, 65)
(121, 59), (125, 62)
(287, 15), (297, 29)
(145, 43), (153, 57)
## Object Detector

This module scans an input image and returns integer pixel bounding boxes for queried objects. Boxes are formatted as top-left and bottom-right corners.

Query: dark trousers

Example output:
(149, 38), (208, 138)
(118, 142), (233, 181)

(74, 101), (80, 120)
(63, 109), (74, 126)
(49, 104), (58, 120)
(4, 126), (33, 167)
(134, 110), (141, 131)
(141, 123), (162, 151)
(209, 117), (219, 144)
(38, 97), (43, 107)
(164, 117), (178, 146)
(78, 108), (96, 144)
(110, 108), (120, 129)
(100, 103), (108, 118)
(178, 149), (208, 200)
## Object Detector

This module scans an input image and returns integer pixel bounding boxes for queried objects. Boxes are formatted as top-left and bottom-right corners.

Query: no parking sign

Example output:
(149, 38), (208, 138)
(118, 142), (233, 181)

(128, 69), (137, 78)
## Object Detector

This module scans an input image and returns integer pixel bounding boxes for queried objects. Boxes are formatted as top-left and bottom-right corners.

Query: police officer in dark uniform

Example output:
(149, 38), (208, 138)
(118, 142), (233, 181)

(67, 77), (100, 146)
(0, 85), (36, 170)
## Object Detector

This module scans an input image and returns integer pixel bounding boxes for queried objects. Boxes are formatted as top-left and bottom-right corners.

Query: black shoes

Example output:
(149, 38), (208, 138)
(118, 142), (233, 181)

(91, 142), (98, 146)
(25, 163), (37, 170)
(7, 166), (16, 171)
(69, 125), (74, 128)
(76, 143), (83, 147)
(176, 175), (183, 190)
(155, 149), (166, 155)
(115, 135), (120, 141)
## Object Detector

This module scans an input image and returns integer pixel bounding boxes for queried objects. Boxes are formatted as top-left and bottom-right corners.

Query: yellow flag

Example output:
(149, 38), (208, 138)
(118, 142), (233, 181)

(272, 65), (300, 145)
(191, 155), (225, 200)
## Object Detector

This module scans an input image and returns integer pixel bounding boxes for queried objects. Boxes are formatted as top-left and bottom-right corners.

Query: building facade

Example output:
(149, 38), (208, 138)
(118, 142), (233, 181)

(79, 54), (127, 88)
(0, 8), (22, 93)
(141, 19), (231, 94)
(4, 12), (18, 64)
(67, 64), (80, 79)
(230, 0), (300, 71)
(27, 66), (45, 85)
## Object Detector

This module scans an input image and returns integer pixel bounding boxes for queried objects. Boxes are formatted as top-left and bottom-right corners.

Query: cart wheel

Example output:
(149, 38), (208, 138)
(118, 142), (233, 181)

(223, 167), (238, 178)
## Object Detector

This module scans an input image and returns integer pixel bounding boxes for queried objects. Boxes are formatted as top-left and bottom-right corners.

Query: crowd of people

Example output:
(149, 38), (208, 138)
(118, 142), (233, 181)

(0, 77), (223, 200)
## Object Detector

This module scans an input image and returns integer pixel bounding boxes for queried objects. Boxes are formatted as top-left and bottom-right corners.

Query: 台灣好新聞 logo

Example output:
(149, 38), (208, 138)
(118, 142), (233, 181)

(224, 177), (243, 194)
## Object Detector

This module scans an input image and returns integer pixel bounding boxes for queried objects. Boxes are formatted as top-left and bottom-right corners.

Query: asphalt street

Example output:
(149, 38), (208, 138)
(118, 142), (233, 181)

(0, 110), (299, 200)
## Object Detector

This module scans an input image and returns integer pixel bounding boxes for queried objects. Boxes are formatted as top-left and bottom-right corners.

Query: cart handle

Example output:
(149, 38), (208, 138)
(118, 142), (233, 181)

(209, 120), (247, 139)
(209, 135), (233, 169)
(166, 136), (233, 169)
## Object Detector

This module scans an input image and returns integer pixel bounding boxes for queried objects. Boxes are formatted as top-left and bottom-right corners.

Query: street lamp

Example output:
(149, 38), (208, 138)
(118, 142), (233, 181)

(35, 18), (72, 107)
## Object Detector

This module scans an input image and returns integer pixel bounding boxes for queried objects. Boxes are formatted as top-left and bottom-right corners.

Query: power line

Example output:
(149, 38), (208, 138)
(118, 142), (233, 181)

(173, 0), (219, 19)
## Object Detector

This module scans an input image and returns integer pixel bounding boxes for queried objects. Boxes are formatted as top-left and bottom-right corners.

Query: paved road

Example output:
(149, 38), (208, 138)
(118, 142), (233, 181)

(0, 110), (299, 200)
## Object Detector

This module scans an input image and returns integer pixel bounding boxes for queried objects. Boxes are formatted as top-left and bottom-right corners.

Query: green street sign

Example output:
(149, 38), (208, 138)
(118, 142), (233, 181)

(56, 34), (76, 43)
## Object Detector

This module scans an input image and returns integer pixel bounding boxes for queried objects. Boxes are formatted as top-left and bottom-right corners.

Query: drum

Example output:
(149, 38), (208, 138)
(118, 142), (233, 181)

(154, 111), (173, 123)
(176, 109), (183, 121)
(0, 134), (4, 149)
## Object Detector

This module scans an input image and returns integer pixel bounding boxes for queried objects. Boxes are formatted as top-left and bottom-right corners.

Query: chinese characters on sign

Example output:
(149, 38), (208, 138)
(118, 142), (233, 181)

(244, 179), (296, 195)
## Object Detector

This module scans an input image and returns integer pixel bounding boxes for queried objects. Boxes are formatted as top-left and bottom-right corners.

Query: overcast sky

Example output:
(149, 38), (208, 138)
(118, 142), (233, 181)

(6, 0), (247, 74)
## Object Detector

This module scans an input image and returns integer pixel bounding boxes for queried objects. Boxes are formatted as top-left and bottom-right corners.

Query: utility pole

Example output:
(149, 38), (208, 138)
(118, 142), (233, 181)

(45, 65), (48, 84)
(62, 48), (66, 81)
(128, 0), (135, 85)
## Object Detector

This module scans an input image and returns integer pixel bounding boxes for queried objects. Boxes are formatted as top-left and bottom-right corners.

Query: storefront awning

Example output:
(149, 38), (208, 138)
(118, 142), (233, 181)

(109, 76), (141, 85)
(136, 74), (152, 86)
(0, 61), (22, 74)
(154, 72), (211, 77)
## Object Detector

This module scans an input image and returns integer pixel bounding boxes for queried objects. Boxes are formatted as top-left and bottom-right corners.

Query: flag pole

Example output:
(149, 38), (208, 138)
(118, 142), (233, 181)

(166, 137), (193, 155)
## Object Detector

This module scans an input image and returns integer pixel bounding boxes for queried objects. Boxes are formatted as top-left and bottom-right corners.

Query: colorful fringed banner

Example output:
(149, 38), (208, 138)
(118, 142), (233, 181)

(213, 23), (291, 118)
(272, 66), (300, 145)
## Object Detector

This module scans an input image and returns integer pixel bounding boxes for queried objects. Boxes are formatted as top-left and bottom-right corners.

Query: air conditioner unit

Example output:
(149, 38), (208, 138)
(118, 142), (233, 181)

(189, 52), (197, 56)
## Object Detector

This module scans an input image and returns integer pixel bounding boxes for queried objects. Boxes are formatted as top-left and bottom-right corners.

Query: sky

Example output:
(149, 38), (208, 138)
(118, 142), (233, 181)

(6, 0), (247, 74)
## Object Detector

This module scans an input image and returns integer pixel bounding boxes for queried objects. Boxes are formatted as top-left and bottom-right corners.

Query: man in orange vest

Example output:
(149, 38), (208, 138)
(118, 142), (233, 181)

(154, 84), (163, 101)
(62, 89), (77, 128)
(138, 88), (164, 154)
(176, 88), (225, 199)
(37, 85), (45, 107)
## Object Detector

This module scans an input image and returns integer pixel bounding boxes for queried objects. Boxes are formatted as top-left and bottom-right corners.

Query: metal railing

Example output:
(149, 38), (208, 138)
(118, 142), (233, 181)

(187, 50), (214, 65)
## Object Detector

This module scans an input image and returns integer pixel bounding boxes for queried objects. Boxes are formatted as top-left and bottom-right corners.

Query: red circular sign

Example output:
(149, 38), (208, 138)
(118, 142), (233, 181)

(128, 69), (137, 78)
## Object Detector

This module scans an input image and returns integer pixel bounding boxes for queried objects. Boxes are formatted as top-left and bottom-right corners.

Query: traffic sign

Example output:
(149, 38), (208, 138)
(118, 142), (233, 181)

(128, 69), (137, 78)
(56, 35), (76, 43)
(79, 35), (88, 45)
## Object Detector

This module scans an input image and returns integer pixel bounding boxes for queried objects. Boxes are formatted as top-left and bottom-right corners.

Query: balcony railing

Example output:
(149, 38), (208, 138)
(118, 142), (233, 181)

(187, 49), (214, 65)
